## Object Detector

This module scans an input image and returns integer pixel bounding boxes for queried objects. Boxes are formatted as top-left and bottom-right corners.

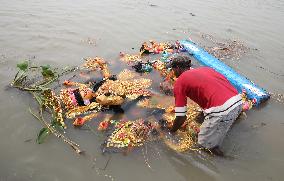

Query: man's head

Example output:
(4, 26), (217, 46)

(168, 56), (192, 77)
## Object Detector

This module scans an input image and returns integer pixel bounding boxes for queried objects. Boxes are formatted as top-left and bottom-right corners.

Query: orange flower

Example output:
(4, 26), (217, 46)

(73, 117), (85, 126)
(63, 80), (72, 86)
(98, 120), (109, 131)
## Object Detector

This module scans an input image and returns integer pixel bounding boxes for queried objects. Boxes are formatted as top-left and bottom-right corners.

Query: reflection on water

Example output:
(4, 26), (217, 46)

(164, 148), (219, 181)
(1, 0), (284, 180)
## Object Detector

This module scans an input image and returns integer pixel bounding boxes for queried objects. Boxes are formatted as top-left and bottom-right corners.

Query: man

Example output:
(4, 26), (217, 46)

(168, 56), (243, 155)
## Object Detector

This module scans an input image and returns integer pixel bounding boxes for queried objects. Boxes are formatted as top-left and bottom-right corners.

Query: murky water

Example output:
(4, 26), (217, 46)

(1, 0), (284, 180)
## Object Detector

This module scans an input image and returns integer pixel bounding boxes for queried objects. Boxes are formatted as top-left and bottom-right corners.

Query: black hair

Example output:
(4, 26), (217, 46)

(73, 88), (85, 106)
(170, 56), (191, 69)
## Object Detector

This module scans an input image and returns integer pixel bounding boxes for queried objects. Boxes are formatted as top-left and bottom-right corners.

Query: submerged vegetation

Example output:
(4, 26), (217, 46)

(11, 60), (82, 153)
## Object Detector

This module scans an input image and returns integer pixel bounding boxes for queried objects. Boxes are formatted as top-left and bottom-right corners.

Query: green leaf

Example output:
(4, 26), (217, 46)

(41, 65), (51, 70)
(17, 61), (29, 71)
(41, 65), (55, 78)
(51, 120), (64, 132)
(37, 127), (50, 144)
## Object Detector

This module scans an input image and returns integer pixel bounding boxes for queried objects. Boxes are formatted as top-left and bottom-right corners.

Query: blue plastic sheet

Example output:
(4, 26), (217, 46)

(180, 40), (270, 106)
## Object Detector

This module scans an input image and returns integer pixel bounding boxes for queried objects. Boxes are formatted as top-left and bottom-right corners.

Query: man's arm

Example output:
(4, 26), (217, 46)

(171, 78), (187, 132)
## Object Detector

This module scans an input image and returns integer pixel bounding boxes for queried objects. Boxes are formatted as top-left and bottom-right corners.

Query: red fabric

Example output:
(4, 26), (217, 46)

(174, 67), (238, 109)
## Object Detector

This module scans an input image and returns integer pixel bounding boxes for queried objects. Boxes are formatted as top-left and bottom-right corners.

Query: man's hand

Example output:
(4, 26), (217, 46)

(170, 116), (187, 133)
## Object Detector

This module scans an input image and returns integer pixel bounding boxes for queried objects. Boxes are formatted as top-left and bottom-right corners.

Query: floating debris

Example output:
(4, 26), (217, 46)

(102, 119), (154, 150)
(200, 33), (250, 60)
(82, 37), (96, 45)
(269, 92), (284, 104)
(10, 57), (153, 153)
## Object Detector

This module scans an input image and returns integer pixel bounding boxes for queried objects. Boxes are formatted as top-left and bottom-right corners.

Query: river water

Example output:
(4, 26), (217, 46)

(1, 0), (284, 180)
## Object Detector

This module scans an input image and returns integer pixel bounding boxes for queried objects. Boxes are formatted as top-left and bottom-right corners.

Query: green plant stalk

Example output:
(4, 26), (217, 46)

(32, 92), (43, 106)
(12, 85), (44, 92)
(12, 71), (20, 83)
(38, 75), (59, 87)
(13, 64), (82, 153)
(29, 107), (83, 154)
(12, 67), (76, 92)
(12, 72), (27, 85)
